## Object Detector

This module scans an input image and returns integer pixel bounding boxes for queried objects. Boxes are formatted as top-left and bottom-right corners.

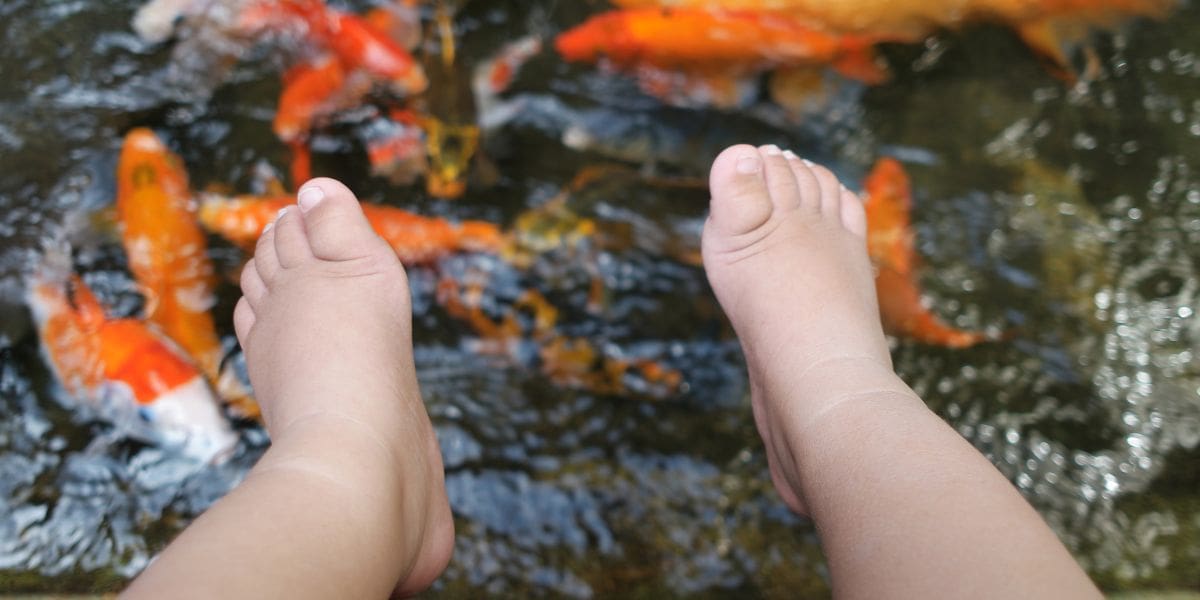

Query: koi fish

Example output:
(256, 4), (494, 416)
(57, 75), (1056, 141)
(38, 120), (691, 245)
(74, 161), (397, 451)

(473, 36), (544, 104)
(117, 129), (258, 417)
(864, 158), (989, 348)
(610, 0), (1177, 76)
(362, 108), (428, 186)
(197, 193), (505, 264)
(436, 278), (682, 397)
(555, 7), (890, 108)
(27, 267), (238, 463)
(274, 56), (373, 183)
(244, 0), (428, 95)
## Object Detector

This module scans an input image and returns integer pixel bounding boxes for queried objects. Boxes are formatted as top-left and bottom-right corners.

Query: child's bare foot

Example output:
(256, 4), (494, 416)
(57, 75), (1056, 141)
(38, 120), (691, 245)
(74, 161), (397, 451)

(232, 179), (453, 596)
(702, 145), (911, 515)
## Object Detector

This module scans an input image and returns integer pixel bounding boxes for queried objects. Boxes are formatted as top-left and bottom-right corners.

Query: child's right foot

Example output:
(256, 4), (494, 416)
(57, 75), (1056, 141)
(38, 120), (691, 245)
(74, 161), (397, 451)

(702, 145), (913, 514)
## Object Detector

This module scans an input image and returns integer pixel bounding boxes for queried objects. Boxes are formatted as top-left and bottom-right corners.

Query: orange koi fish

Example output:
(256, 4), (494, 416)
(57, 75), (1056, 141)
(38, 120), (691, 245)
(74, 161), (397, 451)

(611, 0), (1174, 37)
(28, 269), (238, 463)
(555, 8), (891, 89)
(611, 0), (1176, 76)
(247, 0), (427, 94)
(274, 57), (372, 183)
(197, 193), (505, 264)
(117, 129), (257, 416)
(864, 158), (989, 348)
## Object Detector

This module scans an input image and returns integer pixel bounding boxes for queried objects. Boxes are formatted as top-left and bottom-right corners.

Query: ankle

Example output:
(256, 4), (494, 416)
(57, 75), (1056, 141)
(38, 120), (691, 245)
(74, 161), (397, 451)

(261, 412), (431, 491)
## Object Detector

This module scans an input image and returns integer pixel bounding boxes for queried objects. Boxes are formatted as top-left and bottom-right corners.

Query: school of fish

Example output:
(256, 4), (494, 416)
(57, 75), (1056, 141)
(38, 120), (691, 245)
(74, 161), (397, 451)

(24, 0), (1179, 459)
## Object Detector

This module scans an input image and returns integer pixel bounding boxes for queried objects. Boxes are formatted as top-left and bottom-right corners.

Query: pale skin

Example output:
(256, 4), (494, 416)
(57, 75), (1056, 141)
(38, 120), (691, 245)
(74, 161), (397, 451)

(702, 144), (1102, 598)
(124, 179), (453, 599)
(125, 149), (1100, 598)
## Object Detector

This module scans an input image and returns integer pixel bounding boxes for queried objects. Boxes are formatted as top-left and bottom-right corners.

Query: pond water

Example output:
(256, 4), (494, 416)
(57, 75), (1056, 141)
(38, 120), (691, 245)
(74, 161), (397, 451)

(0, 0), (1198, 596)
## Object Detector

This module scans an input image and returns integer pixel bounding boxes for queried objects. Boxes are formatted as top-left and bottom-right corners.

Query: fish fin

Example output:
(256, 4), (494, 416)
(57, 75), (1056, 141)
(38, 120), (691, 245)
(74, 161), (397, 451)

(831, 46), (889, 85)
(1015, 20), (1088, 84)
(289, 140), (313, 188)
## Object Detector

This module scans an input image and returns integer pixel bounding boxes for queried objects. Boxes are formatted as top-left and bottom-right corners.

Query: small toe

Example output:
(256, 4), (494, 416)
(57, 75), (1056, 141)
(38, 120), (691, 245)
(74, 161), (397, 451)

(759, 145), (802, 212)
(806, 162), (844, 217)
(296, 178), (388, 263)
(233, 296), (255, 348)
(253, 221), (282, 282)
(783, 152), (822, 215)
(240, 259), (268, 310)
(841, 188), (869, 238)
(272, 205), (314, 269)
(707, 144), (773, 237)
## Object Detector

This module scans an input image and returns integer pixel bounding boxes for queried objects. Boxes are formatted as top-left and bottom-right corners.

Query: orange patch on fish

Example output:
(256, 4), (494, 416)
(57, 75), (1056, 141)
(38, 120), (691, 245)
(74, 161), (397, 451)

(198, 193), (504, 264)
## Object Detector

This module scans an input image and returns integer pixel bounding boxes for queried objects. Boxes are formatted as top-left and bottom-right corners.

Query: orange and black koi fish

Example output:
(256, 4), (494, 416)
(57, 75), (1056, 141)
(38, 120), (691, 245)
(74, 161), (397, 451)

(197, 193), (505, 264)
(864, 158), (989, 348)
(28, 268), (238, 463)
(117, 129), (257, 416)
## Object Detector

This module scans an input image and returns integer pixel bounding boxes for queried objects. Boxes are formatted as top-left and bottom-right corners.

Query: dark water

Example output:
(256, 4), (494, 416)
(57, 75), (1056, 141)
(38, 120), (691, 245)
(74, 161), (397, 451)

(1, 0), (1198, 596)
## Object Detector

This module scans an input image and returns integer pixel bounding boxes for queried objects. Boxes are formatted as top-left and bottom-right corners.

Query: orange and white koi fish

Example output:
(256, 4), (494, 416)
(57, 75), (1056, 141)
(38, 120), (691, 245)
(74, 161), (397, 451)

(117, 129), (257, 416)
(28, 268), (238, 463)
(611, 0), (1176, 76)
(555, 7), (890, 107)
(864, 158), (989, 348)
(197, 193), (505, 264)
(474, 36), (545, 101)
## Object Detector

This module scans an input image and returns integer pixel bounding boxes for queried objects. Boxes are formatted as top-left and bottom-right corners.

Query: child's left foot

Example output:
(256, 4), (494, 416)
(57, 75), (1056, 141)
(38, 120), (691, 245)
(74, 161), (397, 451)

(233, 179), (453, 595)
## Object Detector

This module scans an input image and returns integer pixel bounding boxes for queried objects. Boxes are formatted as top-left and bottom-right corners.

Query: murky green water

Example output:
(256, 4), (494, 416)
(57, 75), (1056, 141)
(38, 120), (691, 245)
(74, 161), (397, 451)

(1, 0), (1198, 596)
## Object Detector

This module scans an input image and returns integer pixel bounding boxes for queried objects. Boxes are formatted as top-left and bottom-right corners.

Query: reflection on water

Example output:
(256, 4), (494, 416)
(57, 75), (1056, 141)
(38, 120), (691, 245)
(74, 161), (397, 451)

(1, 0), (1198, 596)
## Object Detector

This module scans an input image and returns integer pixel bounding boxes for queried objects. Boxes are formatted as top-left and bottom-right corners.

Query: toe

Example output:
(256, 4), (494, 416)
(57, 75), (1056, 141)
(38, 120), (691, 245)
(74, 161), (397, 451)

(841, 188), (869, 238)
(253, 220), (282, 282)
(296, 178), (388, 262)
(759, 145), (802, 212)
(233, 296), (255, 348)
(806, 162), (844, 217)
(781, 151), (822, 215)
(272, 206), (315, 269)
(707, 144), (773, 237)
(240, 259), (268, 311)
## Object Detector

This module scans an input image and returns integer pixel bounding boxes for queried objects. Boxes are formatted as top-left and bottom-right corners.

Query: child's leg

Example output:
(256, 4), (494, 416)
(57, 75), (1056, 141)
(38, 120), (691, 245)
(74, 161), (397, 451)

(125, 179), (454, 599)
(703, 145), (1101, 598)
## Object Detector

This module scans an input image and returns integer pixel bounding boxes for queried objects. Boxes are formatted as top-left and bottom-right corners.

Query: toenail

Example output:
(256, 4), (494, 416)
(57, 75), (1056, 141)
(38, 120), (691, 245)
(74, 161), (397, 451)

(297, 185), (325, 212)
(263, 221), (274, 234)
(801, 159), (815, 168)
(736, 154), (762, 174)
(764, 145), (782, 156)
(783, 150), (798, 160)
(276, 207), (289, 221)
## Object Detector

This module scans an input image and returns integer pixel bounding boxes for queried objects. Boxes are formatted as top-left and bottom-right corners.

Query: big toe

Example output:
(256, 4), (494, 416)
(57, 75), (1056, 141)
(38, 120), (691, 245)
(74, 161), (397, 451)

(296, 178), (388, 262)
(707, 144), (774, 238)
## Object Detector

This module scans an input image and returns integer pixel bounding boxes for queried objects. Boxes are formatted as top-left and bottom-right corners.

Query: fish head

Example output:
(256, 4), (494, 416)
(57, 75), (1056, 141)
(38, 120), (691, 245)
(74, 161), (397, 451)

(118, 128), (190, 204)
(141, 375), (240, 464)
